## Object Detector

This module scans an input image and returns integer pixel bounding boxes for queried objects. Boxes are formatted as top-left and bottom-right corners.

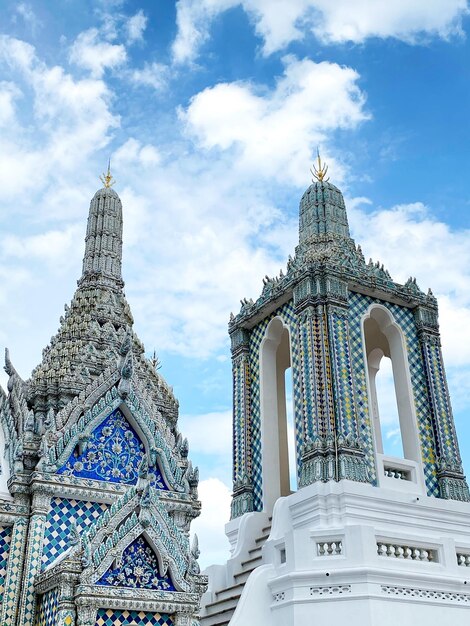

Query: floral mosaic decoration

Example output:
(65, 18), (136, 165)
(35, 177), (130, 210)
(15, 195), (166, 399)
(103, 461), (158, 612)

(97, 536), (175, 591)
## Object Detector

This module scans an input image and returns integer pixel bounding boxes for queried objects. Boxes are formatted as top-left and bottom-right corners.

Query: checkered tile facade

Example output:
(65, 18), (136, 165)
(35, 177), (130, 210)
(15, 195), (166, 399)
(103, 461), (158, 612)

(328, 309), (358, 438)
(0, 525), (12, 603)
(1, 519), (28, 625)
(423, 341), (460, 463)
(233, 352), (250, 482)
(348, 292), (439, 496)
(248, 300), (301, 511)
(34, 589), (58, 626)
(234, 284), (448, 511)
(95, 608), (173, 626)
(42, 498), (108, 569)
(19, 513), (48, 626)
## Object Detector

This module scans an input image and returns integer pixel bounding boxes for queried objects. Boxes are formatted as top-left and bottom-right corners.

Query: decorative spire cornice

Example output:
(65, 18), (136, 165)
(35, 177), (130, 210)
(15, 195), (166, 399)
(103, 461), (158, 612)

(79, 185), (124, 290)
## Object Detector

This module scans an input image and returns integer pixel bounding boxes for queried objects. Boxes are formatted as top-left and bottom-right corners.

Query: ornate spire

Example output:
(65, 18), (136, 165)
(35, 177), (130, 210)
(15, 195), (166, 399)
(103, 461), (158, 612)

(298, 165), (351, 247)
(310, 148), (329, 183)
(100, 160), (115, 189)
(79, 180), (123, 289)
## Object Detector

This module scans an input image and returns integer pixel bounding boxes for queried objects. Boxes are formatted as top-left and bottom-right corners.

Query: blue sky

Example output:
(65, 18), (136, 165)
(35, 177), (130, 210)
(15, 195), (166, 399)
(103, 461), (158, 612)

(1, 0), (470, 566)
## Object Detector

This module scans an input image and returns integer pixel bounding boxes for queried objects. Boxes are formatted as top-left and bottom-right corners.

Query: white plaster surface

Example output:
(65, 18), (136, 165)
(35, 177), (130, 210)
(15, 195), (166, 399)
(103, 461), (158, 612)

(203, 480), (470, 625)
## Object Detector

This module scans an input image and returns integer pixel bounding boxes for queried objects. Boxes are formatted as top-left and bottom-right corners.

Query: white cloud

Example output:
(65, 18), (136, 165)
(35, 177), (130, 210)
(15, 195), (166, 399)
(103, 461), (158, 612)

(181, 55), (368, 185)
(126, 9), (148, 43)
(15, 3), (42, 34)
(1, 224), (83, 267)
(192, 478), (231, 568)
(173, 0), (468, 62)
(69, 28), (127, 78)
(0, 81), (21, 126)
(180, 411), (232, 456)
(114, 138), (161, 168)
(310, 0), (468, 44)
(131, 61), (169, 90)
(0, 35), (119, 204)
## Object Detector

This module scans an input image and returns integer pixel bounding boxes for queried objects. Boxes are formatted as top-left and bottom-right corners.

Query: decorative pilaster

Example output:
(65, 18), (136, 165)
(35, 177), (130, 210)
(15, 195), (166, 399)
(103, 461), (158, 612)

(18, 488), (50, 626)
(76, 603), (97, 626)
(230, 327), (254, 519)
(416, 304), (470, 501)
(294, 273), (369, 487)
(0, 516), (28, 626)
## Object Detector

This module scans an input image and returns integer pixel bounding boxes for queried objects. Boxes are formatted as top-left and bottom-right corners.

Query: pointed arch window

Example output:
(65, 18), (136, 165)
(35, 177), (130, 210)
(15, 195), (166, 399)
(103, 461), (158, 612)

(362, 305), (425, 491)
(259, 317), (297, 512)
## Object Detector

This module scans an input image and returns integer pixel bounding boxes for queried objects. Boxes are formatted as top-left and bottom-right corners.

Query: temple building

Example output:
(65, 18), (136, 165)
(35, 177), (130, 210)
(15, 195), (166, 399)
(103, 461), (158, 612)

(200, 157), (470, 626)
(0, 169), (207, 626)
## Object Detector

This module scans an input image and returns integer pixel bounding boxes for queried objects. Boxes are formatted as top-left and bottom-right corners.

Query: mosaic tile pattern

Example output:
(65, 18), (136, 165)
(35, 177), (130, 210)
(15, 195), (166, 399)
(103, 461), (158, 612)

(422, 341), (460, 463)
(232, 352), (250, 482)
(42, 498), (108, 569)
(19, 513), (47, 626)
(0, 525), (12, 602)
(97, 535), (175, 590)
(348, 292), (439, 495)
(95, 608), (173, 626)
(34, 588), (58, 626)
(328, 309), (358, 437)
(248, 300), (301, 511)
(57, 408), (167, 489)
(0, 519), (28, 625)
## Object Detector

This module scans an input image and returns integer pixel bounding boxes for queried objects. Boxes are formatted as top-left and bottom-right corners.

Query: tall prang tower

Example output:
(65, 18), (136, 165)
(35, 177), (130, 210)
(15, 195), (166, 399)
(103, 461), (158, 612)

(0, 170), (207, 626)
(200, 158), (470, 626)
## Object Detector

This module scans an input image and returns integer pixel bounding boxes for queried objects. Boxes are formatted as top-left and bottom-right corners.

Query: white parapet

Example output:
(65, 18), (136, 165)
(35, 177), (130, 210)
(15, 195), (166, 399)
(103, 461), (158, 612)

(220, 480), (470, 626)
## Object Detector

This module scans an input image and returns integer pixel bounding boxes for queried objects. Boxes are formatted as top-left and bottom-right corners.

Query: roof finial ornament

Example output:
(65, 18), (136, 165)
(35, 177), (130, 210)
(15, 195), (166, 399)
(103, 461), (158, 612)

(100, 159), (115, 188)
(310, 148), (329, 183)
(150, 349), (162, 371)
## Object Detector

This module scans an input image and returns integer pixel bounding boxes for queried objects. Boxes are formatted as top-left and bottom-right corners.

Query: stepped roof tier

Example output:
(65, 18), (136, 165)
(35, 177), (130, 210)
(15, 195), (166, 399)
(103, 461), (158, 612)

(0, 173), (206, 626)
(231, 179), (436, 331)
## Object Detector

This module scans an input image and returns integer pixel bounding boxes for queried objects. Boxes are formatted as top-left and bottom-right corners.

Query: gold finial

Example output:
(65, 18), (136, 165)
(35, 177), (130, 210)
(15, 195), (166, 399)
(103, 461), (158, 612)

(100, 159), (115, 188)
(310, 148), (329, 183)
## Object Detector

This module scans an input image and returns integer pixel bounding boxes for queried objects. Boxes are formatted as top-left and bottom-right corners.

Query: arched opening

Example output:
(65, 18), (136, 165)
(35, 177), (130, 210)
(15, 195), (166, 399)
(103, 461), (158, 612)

(373, 354), (404, 457)
(363, 305), (423, 483)
(285, 367), (297, 492)
(260, 317), (296, 512)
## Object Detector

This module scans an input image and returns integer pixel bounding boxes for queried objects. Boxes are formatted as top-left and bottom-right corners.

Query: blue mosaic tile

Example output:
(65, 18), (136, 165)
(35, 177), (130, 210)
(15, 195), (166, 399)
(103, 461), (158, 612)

(95, 608), (173, 626)
(42, 498), (108, 569)
(57, 408), (167, 489)
(97, 535), (175, 591)
(348, 293), (439, 496)
(248, 300), (300, 511)
(0, 525), (12, 603)
(34, 589), (58, 626)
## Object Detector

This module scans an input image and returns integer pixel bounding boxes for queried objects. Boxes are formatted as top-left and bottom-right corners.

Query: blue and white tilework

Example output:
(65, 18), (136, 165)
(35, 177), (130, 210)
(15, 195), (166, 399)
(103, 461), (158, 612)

(248, 300), (302, 512)
(34, 588), (58, 626)
(97, 535), (175, 591)
(95, 608), (173, 626)
(58, 408), (145, 484)
(42, 498), (108, 569)
(0, 525), (12, 602)
(348, 292), (438, 495)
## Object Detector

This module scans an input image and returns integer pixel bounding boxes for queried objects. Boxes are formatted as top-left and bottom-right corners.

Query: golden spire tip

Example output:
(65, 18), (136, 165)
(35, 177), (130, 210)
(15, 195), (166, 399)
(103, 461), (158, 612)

(310, 148), (329, 183)
(100, 159), (116, 188)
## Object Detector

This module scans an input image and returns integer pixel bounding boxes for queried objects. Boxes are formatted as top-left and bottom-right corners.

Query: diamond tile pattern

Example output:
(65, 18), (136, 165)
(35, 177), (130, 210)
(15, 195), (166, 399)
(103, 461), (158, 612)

(42, 497), (108, 569)
(348, 292), (439, 496)
(20, 514), (47, 626)
(1, 520), (27, 625)
(34, 589), (58, 626)
(328, 309), (358, 437)
(248, 300), (300, 511)
(95, 608), (173, 626)
(0, 525), (12, 602)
